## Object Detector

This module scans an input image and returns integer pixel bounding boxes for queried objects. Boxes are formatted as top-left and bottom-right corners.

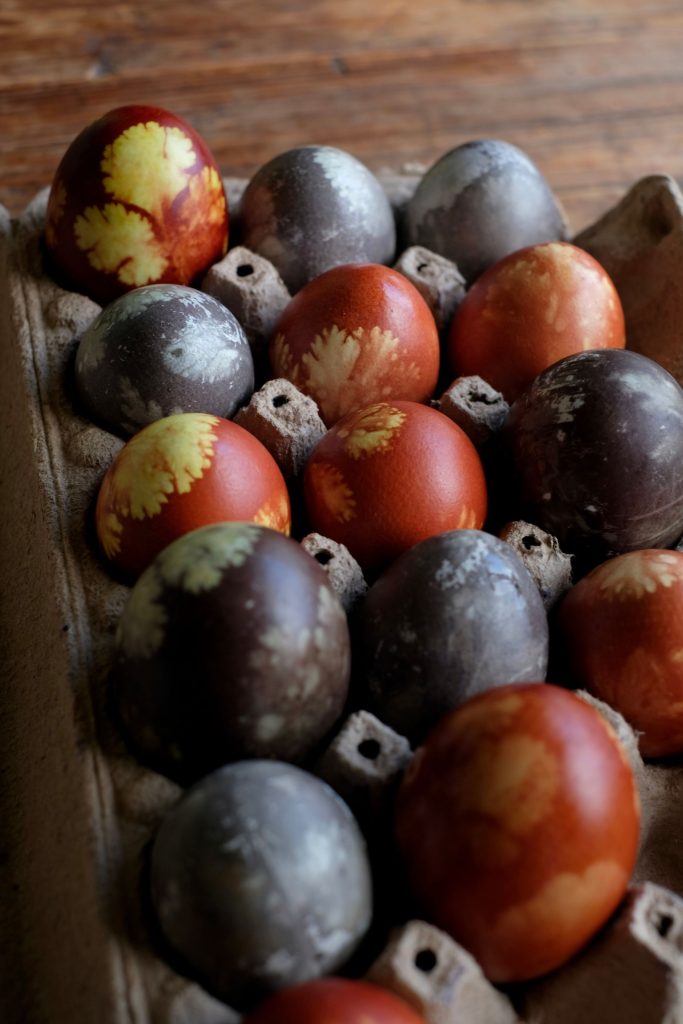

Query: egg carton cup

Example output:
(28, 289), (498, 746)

(2, 171), (683, 1024)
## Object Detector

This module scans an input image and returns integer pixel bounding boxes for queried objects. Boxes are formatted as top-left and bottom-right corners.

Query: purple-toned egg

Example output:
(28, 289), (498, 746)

(239, 145), (396, 293)
(74, 284), (254, 436)
(113, 522), (350, 782)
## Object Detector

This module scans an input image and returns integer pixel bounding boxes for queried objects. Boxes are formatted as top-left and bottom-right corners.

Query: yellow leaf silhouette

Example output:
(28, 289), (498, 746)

(102, 121), (196, 220)
(597, 551), (683, 600)
(308, 462), (356, 523)
(337, 403), (406, 459)
(253, 493), (291, 535)
(75, 202), (168, 286)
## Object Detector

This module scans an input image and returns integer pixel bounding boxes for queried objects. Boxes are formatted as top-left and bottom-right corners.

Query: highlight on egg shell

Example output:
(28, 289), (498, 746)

(270, 263), (441, 426)
(242, 978), (427, 1024)
(394, 683), (640, 983)
(45, 104), (228, 305)
(95, 412), (290, 577)
(303, 400), (487, 574)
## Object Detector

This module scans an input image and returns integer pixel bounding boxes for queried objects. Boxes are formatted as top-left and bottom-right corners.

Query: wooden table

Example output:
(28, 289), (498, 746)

(1, 0), (683, 234)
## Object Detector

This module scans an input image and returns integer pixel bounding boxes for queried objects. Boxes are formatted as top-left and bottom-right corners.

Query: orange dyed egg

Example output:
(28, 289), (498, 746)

(448, 241), (625, 402)
(95, 413), (290, 576)
(303, 400), (487, 573)
(243, 978), (426, 1024)
(557, 549), (683, 758)
(270, 264), (440, 426)
(45, 105), (228, 305)
(395, 683), (640, 983)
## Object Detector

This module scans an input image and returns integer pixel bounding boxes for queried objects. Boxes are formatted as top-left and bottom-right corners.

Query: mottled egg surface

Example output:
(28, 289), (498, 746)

(75, 284), (254, 436)
(239, 145), (396, 293)
(114, 523), (350, 781)
(362, 530), (548, 741)
(150, 760), (372, 1008)
(404, 139), (567, 284)
(45, 104), (228, 304)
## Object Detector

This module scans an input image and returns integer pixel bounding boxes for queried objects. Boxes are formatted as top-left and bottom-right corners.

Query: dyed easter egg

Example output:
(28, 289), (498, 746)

(404, 139), (567, 284)
(270, 264), (440, 426)
(114, 524), (350, 780)
(45, 105), (228, 304)
(244, 978), (426, 1024)
(150, 761), (371, 1007)
(395, 683), (640, 982)
(239, 145), (396, 293)
(303, 401), (487, 573)
(95, 412), (290, 576)
(75, 284), (254, 436)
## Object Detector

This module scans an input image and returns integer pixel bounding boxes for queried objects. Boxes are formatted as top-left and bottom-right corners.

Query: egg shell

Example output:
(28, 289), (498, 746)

(270, 263), (440, 426)
(45, 104), (228, 304)
(503, 349), (683, 558)
(239, 145), (396, 293)
(150, 761), (372, 1008)
(557, 549), (683, 758)
(361, 529), (548, 741)
(303, 400), (488, 574)
(404, 139), (567, 284)
(113, 523), (351, 781)
(75, 284), (254, 436)
(95, 412), (290, 577)
(243, 978), (426, 1024)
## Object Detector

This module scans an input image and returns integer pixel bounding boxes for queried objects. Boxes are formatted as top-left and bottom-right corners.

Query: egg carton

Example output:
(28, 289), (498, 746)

(2, 170), (683, 1024)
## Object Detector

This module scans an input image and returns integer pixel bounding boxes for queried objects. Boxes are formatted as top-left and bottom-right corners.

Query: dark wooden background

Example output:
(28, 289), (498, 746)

(1, 0), (683, 235)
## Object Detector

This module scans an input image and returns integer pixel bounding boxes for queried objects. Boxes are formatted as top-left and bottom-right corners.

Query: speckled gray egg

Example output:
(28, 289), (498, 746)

(113, 522), (351, 782)
(238, 145), (396, 293)
(404, 139), (567, 284)
(361, 529), (548, 741)
(74, 284), (254, 436)
(150, 760), (373, 1009)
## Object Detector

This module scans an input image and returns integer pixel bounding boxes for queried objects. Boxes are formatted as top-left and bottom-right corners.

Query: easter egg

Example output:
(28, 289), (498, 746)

(239, 145), (396, 293)
(303, 401), (487, 574)
(243, 978), (426, 1024)
(113, 523), (350, 780)
(270, 263), (440, 426)
(75, 284), (254, 436)
(45, 104), (228, 304)
(95, 412), (290, 576)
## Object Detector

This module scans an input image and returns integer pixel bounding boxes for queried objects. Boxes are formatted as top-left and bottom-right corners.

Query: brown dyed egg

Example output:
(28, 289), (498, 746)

(557, 549), (683, 758)
(270, 264), (440, 426)
(95, 412), (290, 577)
(75, 284), (254, 436)
(239, 145), (396, 293)
(150, 761), (371, 1008)
(45, 105), (228, 305)
(114, 524), (351, 781)
(395, 683), (640, 982)
(243, 978), (426, 1024)
(303, 401), (487, 574)
(504, 349), (683, 558)
(361, 530), (548, 741)
(404, 139), (567, 284)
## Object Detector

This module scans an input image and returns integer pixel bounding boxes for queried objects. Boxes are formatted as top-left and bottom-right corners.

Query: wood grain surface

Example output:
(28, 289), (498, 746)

(1, 1), (682, 232)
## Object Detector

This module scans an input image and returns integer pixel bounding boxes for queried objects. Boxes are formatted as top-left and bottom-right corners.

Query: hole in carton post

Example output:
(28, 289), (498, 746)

(237, 264), (254, 277)
(658, 914), (674, 938)
(315, 549), (334, 566)
(415, 948), (438, 973)
(272, 394), (290, 408)
(522, 534), (542, 550)
(357, 738), (381, 761)
(417, 262), (429, 273)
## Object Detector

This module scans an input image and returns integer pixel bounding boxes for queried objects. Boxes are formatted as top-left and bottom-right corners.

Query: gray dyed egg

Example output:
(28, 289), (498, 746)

(404, 139), (567, 284)
(150, 760), (373, 1009)
(238, 145), (396, 293)
(75, 283), (254, 436)
(361, 529), (548, 741)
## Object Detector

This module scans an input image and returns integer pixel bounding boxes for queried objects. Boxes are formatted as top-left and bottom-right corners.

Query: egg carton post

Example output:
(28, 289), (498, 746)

(2, 162), (683, 1024)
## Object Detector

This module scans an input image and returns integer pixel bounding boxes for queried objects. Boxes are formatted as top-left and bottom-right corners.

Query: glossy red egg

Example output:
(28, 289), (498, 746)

(448, 242), (625, 402)
(243, 978), (426, 1024)
(395, 683), (640, 982)
(95, 412), (290, 576)
(45, 104), (228, 304)
(270, 264), (440, 426)
(303, 400), (487, 573)
(557, 549), (683, 757)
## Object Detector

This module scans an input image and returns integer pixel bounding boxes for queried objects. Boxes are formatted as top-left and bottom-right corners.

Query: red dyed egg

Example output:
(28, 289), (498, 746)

(270, 264), (440, 426)
(448, 242), (625, 402)
(243, 978), (426, 1024)
(95, 412), (290, 576)
(557, 549), (683, 758)
(395, 683), (640, 982)
(45, 105), (228, 305)
(303, 400), (487, 573)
